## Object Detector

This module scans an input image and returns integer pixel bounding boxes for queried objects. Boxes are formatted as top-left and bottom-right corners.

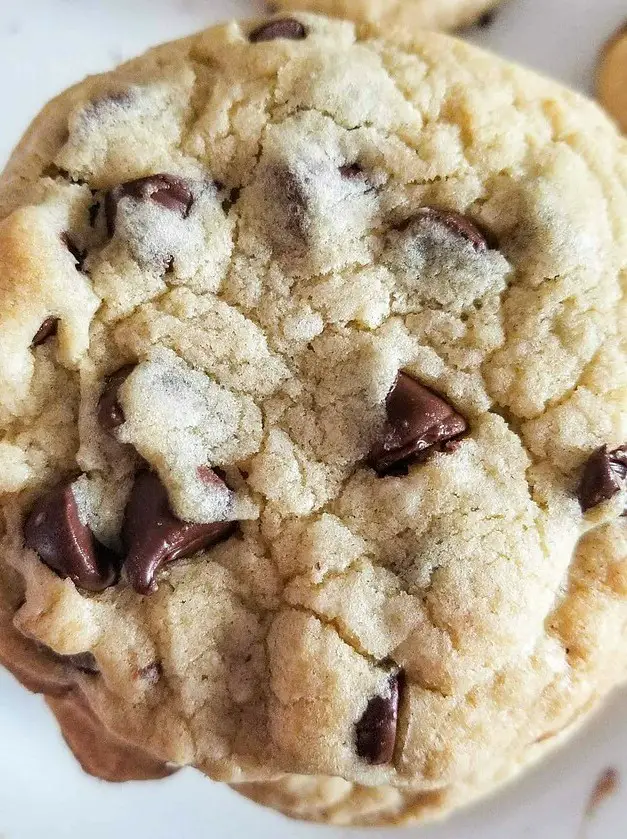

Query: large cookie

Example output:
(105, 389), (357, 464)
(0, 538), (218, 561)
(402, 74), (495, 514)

(0, 11), (626, 821)
(268, 0), (503, 33)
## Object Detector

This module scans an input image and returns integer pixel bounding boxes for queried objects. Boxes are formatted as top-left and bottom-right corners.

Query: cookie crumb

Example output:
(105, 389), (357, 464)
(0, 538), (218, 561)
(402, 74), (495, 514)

(586, 767), (620, 816)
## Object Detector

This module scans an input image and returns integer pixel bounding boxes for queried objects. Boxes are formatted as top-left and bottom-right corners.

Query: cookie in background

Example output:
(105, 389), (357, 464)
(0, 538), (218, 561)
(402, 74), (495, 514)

(597, 21), (627, 132)
(267, 0), (503, 33)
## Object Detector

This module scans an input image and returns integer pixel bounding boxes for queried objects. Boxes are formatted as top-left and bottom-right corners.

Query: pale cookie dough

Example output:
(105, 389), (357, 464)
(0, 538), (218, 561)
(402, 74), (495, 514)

(268, 0), (502, 34)
(233, 523), (627, 825)
(0, 12), (626, 825)
(597, 22), (627, 134)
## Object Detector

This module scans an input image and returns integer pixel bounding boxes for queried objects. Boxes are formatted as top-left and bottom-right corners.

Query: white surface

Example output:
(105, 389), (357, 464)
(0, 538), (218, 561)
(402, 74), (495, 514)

(0, 0), (626, 837)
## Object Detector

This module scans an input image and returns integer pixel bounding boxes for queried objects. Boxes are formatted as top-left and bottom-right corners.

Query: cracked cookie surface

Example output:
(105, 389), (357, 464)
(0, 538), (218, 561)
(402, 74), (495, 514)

(267, 0), (503, 34)
(0, 12), (626, 812)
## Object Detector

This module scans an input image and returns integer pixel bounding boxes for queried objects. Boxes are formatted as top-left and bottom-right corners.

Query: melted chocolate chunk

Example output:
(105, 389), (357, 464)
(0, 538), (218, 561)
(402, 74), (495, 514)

(105, 174), (193, 236)
(122, 471), (235, 595)
(369, 372), (468, 475)
(24, 483), (119, 592)
(97, 365), (135, 432)
(578, 445), (627, 512)
(355, 670), (402, 765)
(408, 207), (490, 252)
(249, 18), (307, 42)
(31, 317), (59, 347)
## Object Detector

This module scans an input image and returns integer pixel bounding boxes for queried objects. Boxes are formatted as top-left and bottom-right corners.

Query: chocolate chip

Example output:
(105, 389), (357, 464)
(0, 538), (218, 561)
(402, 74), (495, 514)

(61, 232), (87, 271)
(105, 174), (193, 236)
(407, 208), (491, 252)
(578, 445), (627, 512)
(24, 483), (119, 592)
(249, 18), (307, 42)
(97, 365), (135, 432)
(31, 317), (59, 347)
(122, 471), (235, 595)
(368, 372), (468, 475)
(355, 670), (402, 765)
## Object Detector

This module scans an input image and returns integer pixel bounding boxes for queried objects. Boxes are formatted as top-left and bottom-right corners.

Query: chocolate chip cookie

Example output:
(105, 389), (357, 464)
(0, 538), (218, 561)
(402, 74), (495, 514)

(268, 0), (503, 33)
(0, 11), (626, 823)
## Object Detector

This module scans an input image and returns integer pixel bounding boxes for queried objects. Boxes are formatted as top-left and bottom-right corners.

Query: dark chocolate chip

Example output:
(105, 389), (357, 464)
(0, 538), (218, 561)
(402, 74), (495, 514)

(61, 232), (87, 271)
(97, 365), (135, 432)
(368, 372), (468, 475)
(122, 471), (235, 595)
(249, 18), (307, 42)
(24, 483), (119, 592)
(31, 317), (59, 347)
(105, 174), (193, 236)
(578, 445), (627, 513)
(478, 11), (496, 27)
(407, 207), (491, 252)
(355, 670), (402, 765)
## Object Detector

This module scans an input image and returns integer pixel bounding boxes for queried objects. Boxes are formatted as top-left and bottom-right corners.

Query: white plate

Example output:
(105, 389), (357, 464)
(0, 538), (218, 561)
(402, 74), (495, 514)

(0, 0), (626, 836)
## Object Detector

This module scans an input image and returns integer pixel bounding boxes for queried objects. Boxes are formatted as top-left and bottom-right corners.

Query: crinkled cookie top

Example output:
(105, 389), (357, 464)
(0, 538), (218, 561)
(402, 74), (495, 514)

(0, 14), (626, 793)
